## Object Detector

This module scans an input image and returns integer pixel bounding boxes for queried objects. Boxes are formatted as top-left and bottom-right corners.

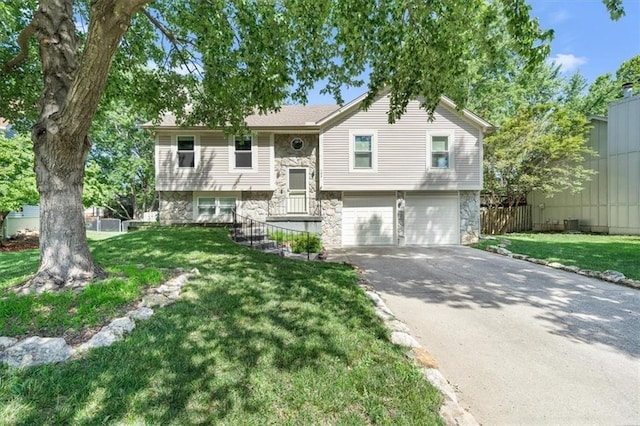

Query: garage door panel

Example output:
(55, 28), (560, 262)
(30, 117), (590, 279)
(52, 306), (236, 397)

(406, 194), (459, 245)
(343, 195), (395, 246)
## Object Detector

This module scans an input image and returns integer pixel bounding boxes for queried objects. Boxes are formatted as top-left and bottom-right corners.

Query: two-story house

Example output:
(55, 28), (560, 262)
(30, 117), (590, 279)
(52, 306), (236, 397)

(146, 91), (492, 247)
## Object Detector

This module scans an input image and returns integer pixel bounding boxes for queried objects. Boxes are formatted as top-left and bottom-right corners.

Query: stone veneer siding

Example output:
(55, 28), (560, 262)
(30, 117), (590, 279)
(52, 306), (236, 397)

(159, 191), (193, 223)
(460, 190), (480, 244)
(272, 134), (319, 216)
(320, 192), (342, 247)
(239, 191), (271, 221)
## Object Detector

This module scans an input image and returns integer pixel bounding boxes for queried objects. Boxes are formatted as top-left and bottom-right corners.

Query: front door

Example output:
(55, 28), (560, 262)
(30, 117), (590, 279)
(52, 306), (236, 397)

(287, 169), (308, 214)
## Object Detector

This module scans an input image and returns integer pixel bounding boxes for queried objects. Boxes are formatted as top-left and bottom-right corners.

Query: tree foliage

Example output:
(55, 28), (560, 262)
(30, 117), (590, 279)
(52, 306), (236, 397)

(580, 54), (640, 116)
(483, 104), (595, 207)
(0, 133), (38, 235)
(84, 102), (156, 220)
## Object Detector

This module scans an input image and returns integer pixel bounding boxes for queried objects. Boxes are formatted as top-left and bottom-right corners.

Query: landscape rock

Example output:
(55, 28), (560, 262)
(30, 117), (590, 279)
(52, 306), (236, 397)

(485, 245), (500, 253)
(127, 307), (154, 320)
(374, 306), (394, 321)
(512, 254), (529, 261)
(561, 265), (581, 273)
(387, 319), (411, 333)
(0, 337), (17, 350)
(365, 291), (384, 306)
(390, 331), (421, 348)
(141, 293), (173, 307)
(548, 262), (564, 269)
(424, 368), (459, 405)
(601, 270), (626, 283)
(496, 247), (512, 256)
(486, 245), (512, 256)
(2, 337), (73, 368)
(77, 317), (135, 352)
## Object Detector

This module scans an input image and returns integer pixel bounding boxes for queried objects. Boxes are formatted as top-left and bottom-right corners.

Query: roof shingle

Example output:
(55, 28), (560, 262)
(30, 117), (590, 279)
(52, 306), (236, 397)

(151, 104), (338, 128)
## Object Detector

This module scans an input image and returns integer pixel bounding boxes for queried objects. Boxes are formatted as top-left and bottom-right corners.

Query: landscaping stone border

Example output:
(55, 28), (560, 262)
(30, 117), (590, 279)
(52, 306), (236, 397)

(0, 269), (199, 368)
(357, 277), (479, 426)
(483, 241), (640, 290)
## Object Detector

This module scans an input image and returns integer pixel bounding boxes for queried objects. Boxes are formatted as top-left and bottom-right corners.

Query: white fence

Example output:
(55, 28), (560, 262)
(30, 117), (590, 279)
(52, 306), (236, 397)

(85, 218), (122, 233)
(3, 205), (40, 238)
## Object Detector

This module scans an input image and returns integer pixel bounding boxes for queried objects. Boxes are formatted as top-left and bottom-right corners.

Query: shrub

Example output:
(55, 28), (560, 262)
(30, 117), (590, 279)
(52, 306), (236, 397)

(268, 230), (322, 253)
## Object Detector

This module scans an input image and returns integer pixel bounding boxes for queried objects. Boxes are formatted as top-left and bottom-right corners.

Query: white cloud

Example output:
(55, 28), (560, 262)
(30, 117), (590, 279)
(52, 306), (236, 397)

(550, 9), (571, 24)
(549, 53), (587, 73)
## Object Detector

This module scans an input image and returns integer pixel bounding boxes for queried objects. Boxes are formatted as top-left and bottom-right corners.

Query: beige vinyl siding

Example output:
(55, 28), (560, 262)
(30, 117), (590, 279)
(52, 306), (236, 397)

(530, 119), (609, 232)
(321, 95), (482, 191)
(608, 96), (640, 234)
(156, 131), (273, 191)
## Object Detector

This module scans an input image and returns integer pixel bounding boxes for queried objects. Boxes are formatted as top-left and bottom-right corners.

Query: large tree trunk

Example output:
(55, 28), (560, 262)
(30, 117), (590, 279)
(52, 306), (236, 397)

(32, 143), (101, 285)
(26, 0), (150, 287)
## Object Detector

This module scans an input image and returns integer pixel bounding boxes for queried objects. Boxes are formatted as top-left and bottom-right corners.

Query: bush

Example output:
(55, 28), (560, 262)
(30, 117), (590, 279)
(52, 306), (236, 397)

(268, 230), (322, 253)
(291, 233), (322, 254)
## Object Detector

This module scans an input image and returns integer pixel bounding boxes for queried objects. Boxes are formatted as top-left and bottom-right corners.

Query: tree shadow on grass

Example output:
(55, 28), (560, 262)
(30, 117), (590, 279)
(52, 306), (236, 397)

(1, 227), (418, 425)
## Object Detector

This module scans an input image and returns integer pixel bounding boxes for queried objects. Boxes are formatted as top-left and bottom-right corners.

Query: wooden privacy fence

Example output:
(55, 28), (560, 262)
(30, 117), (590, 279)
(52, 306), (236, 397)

(481, 205), (532, 235)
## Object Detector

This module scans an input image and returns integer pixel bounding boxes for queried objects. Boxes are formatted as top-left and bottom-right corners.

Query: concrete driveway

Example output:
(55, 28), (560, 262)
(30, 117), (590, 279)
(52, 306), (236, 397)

(341, 246), (640, 425)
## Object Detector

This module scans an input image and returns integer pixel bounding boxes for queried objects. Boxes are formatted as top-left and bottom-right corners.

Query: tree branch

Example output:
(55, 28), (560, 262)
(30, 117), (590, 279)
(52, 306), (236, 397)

(3, 18), (38, 72)
(141, 8), (178, 44)
(141, 8), (203, 79)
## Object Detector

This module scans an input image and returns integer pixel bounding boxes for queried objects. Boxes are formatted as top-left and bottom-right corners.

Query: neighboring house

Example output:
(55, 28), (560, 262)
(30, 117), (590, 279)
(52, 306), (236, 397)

(530, 92), (640, 235)
(0, 118), (7, 134)
(145, 92), (493, 247)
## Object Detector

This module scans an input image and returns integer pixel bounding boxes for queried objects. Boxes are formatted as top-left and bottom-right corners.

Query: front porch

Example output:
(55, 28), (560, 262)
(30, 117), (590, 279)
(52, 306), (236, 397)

(266, 197), (322, 233)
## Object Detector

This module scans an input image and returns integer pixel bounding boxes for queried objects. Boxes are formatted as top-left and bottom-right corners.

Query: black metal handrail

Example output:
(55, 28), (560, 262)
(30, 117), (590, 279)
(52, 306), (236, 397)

(231, 209), (321, 260)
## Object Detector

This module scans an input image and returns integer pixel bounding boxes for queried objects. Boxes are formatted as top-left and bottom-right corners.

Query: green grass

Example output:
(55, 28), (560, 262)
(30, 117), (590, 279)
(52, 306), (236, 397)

(0, 227), (443, 425)
(475, 233), (640, 280)
(1, 266), (163, 337)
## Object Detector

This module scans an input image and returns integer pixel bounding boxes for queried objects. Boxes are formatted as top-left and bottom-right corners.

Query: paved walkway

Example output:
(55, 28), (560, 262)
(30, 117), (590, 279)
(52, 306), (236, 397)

(337, 246), (640, 426)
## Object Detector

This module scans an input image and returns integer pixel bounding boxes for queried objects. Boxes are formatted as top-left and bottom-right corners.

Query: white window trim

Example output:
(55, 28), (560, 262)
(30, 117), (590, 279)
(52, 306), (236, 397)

(228, 134), (258, 173)
(193, 192), (238, 221)
(174, 135), (199, 170)
(426, 131), (455, 170)
(349, 129), (378, 172)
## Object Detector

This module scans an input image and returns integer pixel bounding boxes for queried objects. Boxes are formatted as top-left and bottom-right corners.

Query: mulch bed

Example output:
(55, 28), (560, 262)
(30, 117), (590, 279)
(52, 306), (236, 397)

(0, 231), (39, 252)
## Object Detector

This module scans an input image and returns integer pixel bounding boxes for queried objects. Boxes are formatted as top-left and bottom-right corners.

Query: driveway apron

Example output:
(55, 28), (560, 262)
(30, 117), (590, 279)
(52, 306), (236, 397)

(342, 246), (640, 425)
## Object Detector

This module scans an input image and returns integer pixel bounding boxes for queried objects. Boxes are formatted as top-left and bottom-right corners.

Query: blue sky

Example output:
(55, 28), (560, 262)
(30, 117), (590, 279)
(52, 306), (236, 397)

(530, 0), (639, 82)
(306, 0), (640, 105)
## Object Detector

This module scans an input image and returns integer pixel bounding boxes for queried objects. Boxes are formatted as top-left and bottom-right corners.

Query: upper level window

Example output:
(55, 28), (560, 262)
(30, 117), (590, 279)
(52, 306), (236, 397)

(234, 135), (253, 168)
(177, 136), (195, 168)
(430, 135), (451, 169)
(354, 135), (373, 168)
(349, 130), (377, 172)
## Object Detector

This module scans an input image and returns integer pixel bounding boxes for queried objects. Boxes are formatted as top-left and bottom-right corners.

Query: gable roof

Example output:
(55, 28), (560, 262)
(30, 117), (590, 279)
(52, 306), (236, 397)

(314, 91), (494, 132)
(146, 91), (493, 132)
(148, 105), (338, 129)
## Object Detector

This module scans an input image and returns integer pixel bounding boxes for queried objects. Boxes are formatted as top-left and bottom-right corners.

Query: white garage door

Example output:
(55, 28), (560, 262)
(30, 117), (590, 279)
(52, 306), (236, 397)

(405, 193), (459, 245)
(342, 195), (395, 246)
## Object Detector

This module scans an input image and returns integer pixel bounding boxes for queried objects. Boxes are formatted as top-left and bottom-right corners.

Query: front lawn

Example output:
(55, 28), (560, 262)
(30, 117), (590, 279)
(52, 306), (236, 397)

(0, 227), (443, 425)
(475, 233), (640, 280)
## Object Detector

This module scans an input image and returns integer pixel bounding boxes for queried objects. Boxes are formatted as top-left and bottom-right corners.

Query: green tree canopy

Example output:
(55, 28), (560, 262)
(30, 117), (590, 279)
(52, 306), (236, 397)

(483, 104), (595, 207)
(580, 54), (640, 116)
(84, 101), (156, 220)
(0, 133), (38, 236)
